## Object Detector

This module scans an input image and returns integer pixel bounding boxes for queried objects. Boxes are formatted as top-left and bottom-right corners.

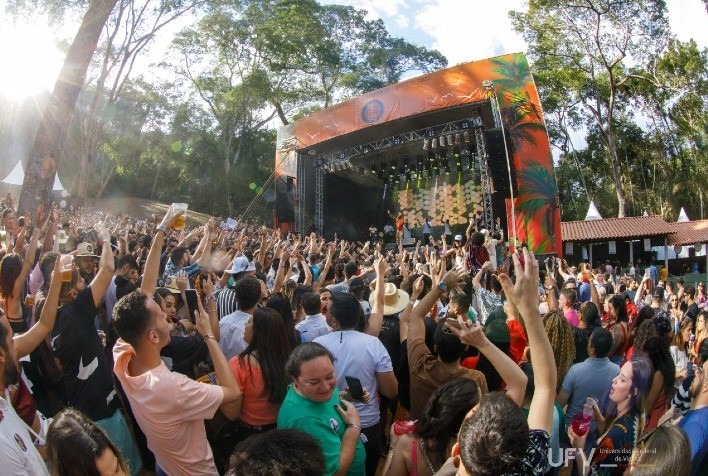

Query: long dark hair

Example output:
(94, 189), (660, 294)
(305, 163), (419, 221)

(47, 407), (129, 476)
(641, 336), (675, 398)
(416, 379), (481, 470)
(267, 293), (300, 348)
(0, 252), (22, 299)
(604, 354), (652, 431)
(240, 308), (292, 404)
(609, 295), (627, 323)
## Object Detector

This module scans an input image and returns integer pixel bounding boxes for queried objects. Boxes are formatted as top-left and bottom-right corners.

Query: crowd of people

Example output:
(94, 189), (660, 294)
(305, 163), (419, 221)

(0, 197), (706, 476)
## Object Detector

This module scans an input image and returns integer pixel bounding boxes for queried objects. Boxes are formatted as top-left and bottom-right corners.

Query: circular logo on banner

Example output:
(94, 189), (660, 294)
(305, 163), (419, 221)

(361, 99), (384, 123)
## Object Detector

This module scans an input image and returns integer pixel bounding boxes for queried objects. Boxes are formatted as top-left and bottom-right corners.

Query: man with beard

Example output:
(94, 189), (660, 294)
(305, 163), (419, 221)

(112, 207), (241, 476)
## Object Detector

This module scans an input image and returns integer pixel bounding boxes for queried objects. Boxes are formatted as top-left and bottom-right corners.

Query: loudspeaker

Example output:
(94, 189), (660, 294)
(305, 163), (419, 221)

(484, 128), (518, 197)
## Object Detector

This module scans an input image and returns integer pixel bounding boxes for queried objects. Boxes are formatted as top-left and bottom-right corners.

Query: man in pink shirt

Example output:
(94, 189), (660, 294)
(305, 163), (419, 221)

(113, 209), (241, 476)
(559, 288), (579, 327)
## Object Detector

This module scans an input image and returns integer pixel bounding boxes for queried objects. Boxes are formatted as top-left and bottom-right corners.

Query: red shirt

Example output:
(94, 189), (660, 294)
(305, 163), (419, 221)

(395, 216), (404, 232)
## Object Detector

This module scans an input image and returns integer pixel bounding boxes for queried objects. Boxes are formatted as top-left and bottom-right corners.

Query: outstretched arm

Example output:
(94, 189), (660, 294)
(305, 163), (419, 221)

(500, 250), (555, 434)
(15, 255), (62, 358)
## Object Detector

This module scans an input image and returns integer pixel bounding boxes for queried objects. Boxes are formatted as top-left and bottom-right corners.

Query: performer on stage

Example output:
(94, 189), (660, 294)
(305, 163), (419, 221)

(387, 210), (404, 245)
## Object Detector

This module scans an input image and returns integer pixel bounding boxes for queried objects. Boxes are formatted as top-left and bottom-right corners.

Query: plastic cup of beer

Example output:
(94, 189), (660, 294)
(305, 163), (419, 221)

(171, 203), (188, 230)
(61, 255), (74, 282)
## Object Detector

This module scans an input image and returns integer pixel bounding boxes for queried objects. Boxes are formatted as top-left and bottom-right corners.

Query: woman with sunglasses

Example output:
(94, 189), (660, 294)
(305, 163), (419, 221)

(668, 293), (683, 329)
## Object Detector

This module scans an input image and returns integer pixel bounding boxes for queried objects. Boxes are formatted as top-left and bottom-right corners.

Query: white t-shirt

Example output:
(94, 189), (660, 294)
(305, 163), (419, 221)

(0, 393), (49, 475)
(314, 330), (393, 428)
(295, 314), (332, 342)
(218, 310), (250, 361)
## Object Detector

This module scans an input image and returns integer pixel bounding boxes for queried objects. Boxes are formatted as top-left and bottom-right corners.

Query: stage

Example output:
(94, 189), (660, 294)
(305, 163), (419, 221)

(273, 53), (561, 255)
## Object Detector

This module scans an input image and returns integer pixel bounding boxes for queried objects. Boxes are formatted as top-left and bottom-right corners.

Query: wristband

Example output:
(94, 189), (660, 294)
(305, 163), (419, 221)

(347, 423), (361, 431)
(156, 224), (167, 234)
(203, 334), (216, 341)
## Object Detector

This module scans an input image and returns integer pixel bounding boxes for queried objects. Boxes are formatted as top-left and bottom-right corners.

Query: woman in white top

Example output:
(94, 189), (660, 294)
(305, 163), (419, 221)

(669, 317), (693, 388)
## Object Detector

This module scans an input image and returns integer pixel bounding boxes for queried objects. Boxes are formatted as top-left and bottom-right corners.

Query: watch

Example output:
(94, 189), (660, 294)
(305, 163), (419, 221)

(437, 281), (448, 292)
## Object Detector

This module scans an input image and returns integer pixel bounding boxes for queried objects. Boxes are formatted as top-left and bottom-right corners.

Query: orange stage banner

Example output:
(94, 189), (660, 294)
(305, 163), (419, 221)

(275, 53), (561, 255)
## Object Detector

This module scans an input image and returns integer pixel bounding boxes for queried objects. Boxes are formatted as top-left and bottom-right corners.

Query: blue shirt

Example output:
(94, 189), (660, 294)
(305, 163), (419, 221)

(561, 357), (619, 433)
(578, 282), (591, 303)
(679, 407), (708, 476)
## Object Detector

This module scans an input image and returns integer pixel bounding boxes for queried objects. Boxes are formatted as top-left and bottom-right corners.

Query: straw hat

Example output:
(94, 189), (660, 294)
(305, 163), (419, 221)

(163, 275), (182, 294)
(74, 242), (99, 258)
(369, 282), (409, 316)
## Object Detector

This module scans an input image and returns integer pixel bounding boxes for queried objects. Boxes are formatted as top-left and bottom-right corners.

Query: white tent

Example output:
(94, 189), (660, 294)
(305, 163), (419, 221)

(677, 208), (690, 223)
(2, 161), (65, 191)
(584, 201), (602, 221)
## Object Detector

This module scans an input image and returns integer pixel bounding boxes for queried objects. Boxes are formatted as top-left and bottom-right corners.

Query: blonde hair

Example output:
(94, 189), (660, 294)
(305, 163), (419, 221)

(543, 310), (576, 391)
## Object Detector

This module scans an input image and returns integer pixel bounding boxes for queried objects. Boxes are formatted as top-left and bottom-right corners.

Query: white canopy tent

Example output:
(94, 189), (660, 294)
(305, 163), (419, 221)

(2, 161), (66, 191)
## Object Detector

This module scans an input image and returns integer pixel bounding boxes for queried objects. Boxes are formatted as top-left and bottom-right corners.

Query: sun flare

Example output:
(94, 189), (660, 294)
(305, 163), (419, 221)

(0, 20), (64, 101)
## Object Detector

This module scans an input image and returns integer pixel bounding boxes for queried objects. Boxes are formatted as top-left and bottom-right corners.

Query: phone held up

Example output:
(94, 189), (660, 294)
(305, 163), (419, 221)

(185, 289), (200, 325)
(345, 376), (365, 402)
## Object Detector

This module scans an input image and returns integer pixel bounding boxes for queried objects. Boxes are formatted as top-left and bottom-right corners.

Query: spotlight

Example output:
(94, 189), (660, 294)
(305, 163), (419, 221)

(447, 134), (454, 147)
(464, 131), (471, 143)
(431, 138), (438, 150)
(439, 135), (446, 148)
(455, 133), (462, 145)
(423, 139), (430, 151)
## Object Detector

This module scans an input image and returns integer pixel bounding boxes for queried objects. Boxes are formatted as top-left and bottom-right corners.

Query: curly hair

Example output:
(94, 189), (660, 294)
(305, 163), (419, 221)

(543, 310), (576, 391)
(0, 252), (22, 300)
(641, 336), (675, 398)
(632, 320), (658, 355)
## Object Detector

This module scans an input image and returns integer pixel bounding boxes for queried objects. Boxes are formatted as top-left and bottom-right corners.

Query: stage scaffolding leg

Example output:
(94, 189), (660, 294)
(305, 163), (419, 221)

(475, 126), (494, 232)
(315, 168), (324, 236)
(296, 154), (306, 236)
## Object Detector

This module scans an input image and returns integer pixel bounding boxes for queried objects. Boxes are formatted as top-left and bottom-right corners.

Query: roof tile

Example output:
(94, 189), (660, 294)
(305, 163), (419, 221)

(561, 216), (673, 242)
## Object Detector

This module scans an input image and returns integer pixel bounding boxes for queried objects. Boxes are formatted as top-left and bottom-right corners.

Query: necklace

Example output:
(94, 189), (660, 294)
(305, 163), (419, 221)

(420, 441), (437, 474)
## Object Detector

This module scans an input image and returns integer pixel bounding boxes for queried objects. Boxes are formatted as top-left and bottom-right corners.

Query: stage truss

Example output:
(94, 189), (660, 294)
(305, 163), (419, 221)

(295, 105), (497, 236)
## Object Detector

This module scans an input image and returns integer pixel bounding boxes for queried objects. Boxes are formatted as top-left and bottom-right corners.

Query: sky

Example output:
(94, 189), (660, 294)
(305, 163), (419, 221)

(321, 0), (708, 66)
(0, 0), (705, 101)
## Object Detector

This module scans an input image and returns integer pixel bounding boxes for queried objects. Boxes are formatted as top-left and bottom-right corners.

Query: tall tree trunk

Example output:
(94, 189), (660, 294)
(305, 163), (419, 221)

(606, 127), (627, 217)
(18, 0), (118, 215)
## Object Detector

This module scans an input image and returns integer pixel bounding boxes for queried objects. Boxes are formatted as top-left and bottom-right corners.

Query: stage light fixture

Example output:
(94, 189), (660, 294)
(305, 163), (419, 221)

(393, 135), (403, 145)
(464, 131), (471, 143)
(363, 145), (370, 154)
(439, 135), (446, 148)
(461, 120), (470, 129)
(455, 133), (462, 145)
(447, 135), (454, 147)
(423, 139), (430, 151)
(431, 138), (438, 150)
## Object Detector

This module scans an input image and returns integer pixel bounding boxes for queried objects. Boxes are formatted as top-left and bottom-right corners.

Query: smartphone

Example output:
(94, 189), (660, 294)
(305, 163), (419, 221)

(444, 317), (462, 334)
(644, 268), (651, 278)
(185, 289), (199, 324)
(345, 376), (364, 401)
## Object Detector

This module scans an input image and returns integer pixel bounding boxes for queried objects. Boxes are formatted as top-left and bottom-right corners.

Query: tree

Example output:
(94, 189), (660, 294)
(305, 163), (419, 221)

(75, 0), (205, 200)
(16, 0), (119, 215)
(511, 0), (671, 217)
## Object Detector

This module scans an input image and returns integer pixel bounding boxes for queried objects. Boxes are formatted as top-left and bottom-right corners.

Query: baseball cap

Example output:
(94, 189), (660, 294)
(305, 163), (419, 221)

(349, 277), (365, 290)
(225, 256), (256, 275)
(454, 234), (463, 241)
(653, 286), (665, 300)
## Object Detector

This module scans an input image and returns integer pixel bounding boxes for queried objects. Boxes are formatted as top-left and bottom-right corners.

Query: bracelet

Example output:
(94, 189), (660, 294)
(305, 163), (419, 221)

(204, 294), (215, 303)
(203, 334), (216, 341)
(347, 423), (361, 431)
